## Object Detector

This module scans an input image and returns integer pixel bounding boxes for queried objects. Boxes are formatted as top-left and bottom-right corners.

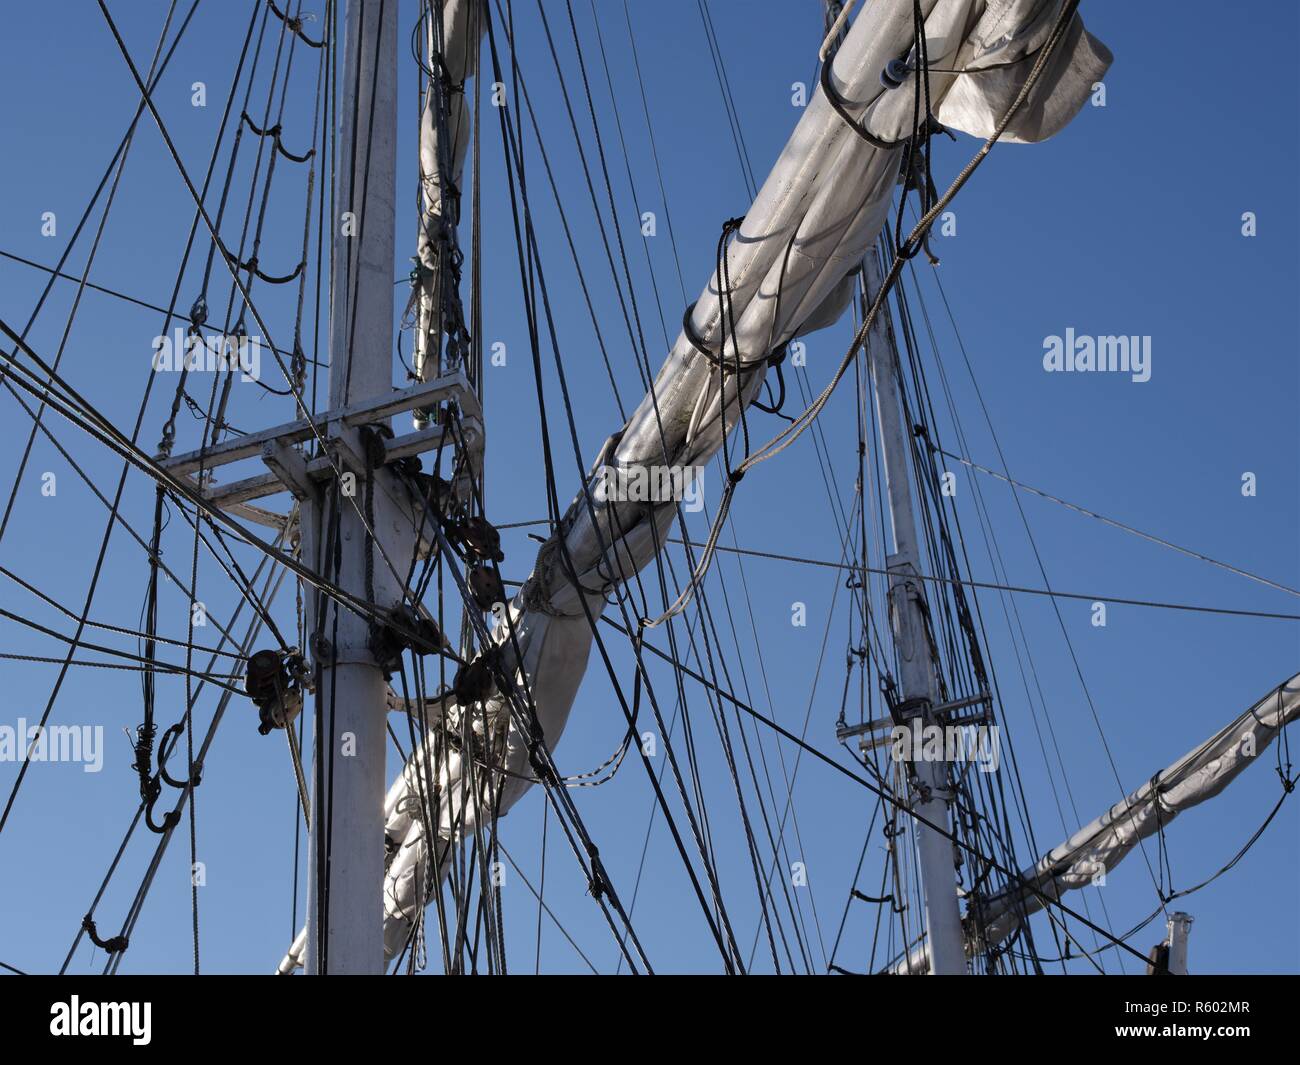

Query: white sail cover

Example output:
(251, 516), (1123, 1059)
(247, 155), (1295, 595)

(280, 0), (1108, 971)
(893, 673), (1300, 974)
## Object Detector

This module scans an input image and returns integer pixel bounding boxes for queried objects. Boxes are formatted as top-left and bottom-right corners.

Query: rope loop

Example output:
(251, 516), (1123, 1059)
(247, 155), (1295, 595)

(82, 915), (129, 955)
(820, 48), (909, 151)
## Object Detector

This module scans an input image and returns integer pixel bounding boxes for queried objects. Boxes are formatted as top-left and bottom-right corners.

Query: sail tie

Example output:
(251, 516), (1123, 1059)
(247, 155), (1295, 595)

(820, 50), (912, 152)
(680, 305), (779, 377)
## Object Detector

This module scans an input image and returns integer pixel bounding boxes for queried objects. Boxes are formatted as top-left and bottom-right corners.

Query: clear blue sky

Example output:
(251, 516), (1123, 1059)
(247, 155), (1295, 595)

(0, 0), (1295, 975)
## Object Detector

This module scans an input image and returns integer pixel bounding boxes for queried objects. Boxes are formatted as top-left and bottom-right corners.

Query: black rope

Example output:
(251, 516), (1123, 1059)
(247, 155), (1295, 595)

(81, 916), (129, 956)
(267, 0), (323, 47)
(240, 110), (316, 162)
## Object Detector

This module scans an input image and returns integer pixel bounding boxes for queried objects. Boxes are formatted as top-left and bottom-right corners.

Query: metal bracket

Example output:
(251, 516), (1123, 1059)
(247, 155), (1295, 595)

(158, 370), (484, 531)
(836, 691), (992, 753)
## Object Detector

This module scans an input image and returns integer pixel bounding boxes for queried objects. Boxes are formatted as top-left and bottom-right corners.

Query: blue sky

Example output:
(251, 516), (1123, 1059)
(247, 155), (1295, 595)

(0, 0), (1296, 975)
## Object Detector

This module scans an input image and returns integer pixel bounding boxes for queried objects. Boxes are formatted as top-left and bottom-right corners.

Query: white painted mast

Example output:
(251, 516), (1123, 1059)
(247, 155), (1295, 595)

(862, 249), (967, 974)
(302, 0), (400, 975)
(1165, 912), (1193, 975)
(821, 0), (967, 977)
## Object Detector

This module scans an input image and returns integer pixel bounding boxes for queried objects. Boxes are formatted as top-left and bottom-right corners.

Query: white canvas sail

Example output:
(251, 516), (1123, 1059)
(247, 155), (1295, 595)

(892, 673), (1300, 974)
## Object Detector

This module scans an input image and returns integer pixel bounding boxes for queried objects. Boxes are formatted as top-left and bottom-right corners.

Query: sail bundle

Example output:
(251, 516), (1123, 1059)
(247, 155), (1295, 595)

(893, 673), (1300, 974)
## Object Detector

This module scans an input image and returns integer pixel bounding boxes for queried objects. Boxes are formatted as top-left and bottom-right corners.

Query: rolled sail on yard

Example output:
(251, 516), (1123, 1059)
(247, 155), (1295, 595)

(892, 673), (1300, 974)
(280, 0), (1109, 971)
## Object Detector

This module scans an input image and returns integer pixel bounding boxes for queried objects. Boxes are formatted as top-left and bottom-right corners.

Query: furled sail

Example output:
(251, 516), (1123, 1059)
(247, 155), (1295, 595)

(280, 0), (1108, 972)
(411, 0), (482, 393)
(891, 673), (1300, 974)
